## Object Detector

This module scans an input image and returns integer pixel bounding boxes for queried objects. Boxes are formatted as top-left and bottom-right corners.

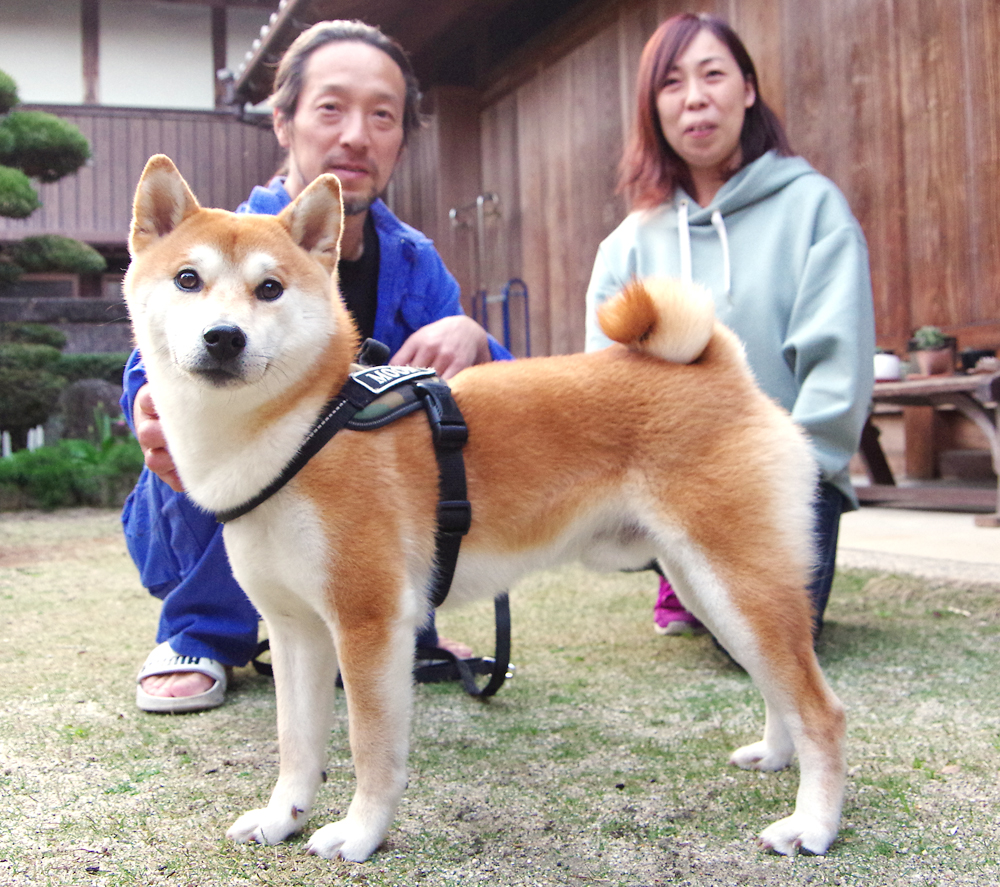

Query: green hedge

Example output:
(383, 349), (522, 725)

(0, 322), (68, 348)
(0, 342), (66, 435)
(0, 426), (144, 510)
(54, 352), (130, 386)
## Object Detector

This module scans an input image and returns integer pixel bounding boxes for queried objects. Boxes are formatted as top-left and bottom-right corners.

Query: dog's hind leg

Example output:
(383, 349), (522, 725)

(227, 606), (338, 848)
(734, 647), (846, 856)
(304, 586), (419, 862)
(666, 555), (846, 856)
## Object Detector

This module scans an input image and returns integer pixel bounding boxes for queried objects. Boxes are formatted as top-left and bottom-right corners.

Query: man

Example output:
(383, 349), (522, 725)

(123, 20), (508, 712)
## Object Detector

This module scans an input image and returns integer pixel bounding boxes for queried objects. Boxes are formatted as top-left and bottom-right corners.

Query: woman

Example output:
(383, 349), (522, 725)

(585, 13), (874, 637)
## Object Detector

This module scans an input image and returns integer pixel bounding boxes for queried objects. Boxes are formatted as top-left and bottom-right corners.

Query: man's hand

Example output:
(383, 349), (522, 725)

(135, 384), (184, 492)
(390, 315), (492, 379)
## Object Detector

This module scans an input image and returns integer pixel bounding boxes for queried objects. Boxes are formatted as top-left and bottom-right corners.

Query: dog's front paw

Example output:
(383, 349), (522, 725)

(730, 740), (793, 772)
(226, 806), (304, 846)
(758, 812), (837, 856)
(306, 818), (384, 862)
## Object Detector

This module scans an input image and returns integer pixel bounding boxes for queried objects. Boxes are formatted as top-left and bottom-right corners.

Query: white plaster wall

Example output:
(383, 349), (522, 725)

(226, 6), (271, 76)
(0, 0), (84, 104)
(99, 0), (213, 109)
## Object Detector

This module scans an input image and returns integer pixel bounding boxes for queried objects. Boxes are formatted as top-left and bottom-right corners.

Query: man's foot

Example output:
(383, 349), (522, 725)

(136, 642), (230, 713)
(141, 671), (218, 698)
(654, 577), (706, 636)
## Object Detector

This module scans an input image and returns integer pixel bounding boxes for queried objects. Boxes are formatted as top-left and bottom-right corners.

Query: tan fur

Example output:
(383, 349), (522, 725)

(123, 155), (846, 864)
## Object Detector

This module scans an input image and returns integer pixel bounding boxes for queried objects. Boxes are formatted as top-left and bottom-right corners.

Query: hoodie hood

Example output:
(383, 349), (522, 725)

(683, 151), (815, 223)
(677, 152), (816, 299)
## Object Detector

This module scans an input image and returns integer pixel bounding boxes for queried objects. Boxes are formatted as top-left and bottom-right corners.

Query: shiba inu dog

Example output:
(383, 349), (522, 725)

(123, 154), (845, 863)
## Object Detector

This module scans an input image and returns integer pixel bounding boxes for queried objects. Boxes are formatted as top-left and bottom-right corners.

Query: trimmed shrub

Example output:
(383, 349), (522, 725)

(7, 235), (106, 275)
(0, 342), (65, 445)
(54, 352), (130, 387)
(0, 432), (144, 510)
(0, 110), (90, 182)
(0, 164), (40, 219)
(0, 69), (17, 115)
(0, 322), (68, 349)
(0, 323), (129, 446)
(0, 257), (23, 285)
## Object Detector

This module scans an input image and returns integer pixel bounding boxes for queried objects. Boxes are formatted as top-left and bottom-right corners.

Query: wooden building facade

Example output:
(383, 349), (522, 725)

(401, 0), (1000, 359)
(231, 0), (1000, 360)
(4, 0), (996, 365)
(0, 104), (282, 254)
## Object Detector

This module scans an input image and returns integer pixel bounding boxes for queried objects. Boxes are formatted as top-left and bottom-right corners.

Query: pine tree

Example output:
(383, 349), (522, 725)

(0, 70), (106, 448)
(0, 68), (103, 284)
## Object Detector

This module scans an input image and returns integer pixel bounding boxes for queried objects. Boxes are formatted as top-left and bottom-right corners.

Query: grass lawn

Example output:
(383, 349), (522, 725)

(1, 507), (998, 886)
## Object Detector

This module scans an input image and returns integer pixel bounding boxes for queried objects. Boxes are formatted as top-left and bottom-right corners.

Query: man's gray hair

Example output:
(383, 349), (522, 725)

(270, 19), (422, 142)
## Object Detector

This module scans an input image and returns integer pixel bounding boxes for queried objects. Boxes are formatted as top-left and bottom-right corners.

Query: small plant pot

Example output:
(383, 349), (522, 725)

(911, 347), (954, 376)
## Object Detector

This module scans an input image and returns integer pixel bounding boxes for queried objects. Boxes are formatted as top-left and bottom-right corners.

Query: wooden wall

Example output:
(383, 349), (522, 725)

(396, 0), (1000, 358)
(0, 104), (284, 248)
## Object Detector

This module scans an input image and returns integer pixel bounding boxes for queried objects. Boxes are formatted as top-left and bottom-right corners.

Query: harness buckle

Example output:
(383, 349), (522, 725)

(438, 499), (472, 535)
(434, 419), (468, 448)
(414, 380), (468, 449)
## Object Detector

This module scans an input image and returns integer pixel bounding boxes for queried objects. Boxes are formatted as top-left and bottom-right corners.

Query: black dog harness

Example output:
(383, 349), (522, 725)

(221, 339), (509, 697)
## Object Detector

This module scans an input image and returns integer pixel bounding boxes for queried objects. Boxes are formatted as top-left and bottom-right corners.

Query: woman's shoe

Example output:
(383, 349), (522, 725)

(653, 577), (706, 636)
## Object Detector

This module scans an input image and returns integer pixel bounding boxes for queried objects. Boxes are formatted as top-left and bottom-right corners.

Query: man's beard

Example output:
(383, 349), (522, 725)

(343, 195), (376, 216)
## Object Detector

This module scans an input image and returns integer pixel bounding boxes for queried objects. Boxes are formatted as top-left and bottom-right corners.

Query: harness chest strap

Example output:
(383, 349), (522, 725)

(213, 360), (470, 610)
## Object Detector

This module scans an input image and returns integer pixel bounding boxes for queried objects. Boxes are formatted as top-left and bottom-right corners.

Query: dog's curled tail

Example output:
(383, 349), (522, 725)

(597, 278), (715, 364)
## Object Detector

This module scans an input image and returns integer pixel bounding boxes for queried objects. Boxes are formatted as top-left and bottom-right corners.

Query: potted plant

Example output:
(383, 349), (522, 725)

(908, 326), (956, 376)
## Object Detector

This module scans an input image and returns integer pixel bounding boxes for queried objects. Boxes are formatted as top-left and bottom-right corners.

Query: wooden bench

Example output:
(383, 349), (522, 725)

(855, 370), (1000, 527)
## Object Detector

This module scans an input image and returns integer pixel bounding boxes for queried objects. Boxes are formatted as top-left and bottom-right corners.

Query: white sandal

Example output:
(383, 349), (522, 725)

(136, 641), (228, 713)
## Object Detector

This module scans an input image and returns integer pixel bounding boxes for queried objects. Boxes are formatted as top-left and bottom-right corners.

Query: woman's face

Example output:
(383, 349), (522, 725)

(655, 29), (756, 180)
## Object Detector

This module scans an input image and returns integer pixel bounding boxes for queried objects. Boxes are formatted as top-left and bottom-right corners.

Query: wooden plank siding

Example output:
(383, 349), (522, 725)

(392, 0), (1000, 358)
(0, 105), (283, 249)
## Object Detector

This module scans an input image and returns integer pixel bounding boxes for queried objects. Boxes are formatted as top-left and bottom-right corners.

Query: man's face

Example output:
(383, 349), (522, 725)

(275, 40), (407, 212)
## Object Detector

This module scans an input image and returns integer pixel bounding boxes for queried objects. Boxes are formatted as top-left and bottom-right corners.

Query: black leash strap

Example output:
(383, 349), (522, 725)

(252, 590), (511, 698)
(414, 592), (512, 697)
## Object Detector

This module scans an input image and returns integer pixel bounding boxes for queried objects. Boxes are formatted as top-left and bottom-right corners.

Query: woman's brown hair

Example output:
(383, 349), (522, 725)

(619, 13), (792, 209)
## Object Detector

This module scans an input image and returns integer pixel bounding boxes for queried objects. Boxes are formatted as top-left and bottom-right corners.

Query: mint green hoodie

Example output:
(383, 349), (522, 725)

(585, 150), (875, 507)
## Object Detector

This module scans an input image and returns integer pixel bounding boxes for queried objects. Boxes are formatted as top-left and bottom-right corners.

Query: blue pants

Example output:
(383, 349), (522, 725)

(808, 481), (847, 636)
(123, 468), (440, 666)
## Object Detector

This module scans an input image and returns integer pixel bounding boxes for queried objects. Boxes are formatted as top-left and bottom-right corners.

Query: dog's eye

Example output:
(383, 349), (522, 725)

(175, 269), (202, 292)
(256, 279), (283, 302)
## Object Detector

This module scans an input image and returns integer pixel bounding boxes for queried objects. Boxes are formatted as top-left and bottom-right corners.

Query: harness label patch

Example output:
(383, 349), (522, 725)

(350, 364), (436, 395)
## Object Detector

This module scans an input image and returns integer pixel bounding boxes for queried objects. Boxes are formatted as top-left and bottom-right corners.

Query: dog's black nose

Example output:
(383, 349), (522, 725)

(202, 324), (247, 361)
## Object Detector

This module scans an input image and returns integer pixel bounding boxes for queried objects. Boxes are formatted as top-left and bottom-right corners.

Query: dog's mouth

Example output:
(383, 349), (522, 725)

(191, 364), (247, 387)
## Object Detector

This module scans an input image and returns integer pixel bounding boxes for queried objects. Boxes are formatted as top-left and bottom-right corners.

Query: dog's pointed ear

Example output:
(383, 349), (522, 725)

(278, 174), (343, 272)
(129, 155), (200, 256)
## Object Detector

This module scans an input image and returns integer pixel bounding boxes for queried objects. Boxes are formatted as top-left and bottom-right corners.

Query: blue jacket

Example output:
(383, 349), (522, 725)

(122, 179), (510, 428)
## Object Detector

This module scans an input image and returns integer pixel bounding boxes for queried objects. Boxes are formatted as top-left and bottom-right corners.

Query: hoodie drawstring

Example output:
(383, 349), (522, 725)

(711, 210), (732, 302)
(678, 199), (692, 286)
(677, 200), (732, 302)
